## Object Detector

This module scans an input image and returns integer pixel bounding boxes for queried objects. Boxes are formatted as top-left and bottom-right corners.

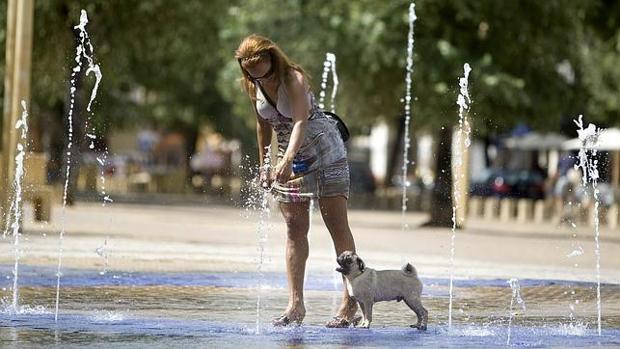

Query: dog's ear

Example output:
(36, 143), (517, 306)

(357, 257), (365, 272)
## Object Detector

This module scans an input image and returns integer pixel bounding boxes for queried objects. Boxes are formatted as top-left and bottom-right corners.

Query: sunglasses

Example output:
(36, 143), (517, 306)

(238, 51), (275, 82)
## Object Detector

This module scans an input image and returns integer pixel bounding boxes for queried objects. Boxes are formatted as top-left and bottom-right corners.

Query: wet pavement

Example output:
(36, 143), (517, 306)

(1, 203), (619, 347)
(1, 268), (620, 347)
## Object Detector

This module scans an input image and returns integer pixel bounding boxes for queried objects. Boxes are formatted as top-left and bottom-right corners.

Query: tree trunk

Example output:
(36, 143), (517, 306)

(385, 114), (405, 186)
(47, 101), (65, 185)
(425, 125), (454, 227)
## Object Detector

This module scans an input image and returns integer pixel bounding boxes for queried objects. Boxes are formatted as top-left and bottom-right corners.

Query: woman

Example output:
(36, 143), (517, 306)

(235, 34), (358, 327)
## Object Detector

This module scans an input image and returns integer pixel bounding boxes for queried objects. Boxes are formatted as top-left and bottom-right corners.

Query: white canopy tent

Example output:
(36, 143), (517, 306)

(504, 132), (567, 150)
(502, 132), (568, 177)
(563, 127), (620, 187)
(563, 128), (620, 150)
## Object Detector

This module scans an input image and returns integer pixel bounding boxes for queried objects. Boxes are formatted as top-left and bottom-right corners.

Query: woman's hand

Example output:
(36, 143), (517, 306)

(273, 157), (293, 183)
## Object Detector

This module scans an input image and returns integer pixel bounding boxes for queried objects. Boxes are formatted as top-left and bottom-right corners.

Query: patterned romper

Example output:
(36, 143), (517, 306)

(255, 81), (350, 203)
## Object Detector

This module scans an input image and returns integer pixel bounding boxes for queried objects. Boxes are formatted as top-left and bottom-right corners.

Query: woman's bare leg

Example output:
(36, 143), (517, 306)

(319, 196), (359, 326)
(273, 201), (310, 325)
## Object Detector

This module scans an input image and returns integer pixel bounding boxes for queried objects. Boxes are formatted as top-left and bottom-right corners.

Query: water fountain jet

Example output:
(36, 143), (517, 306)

(400, 2), (417, 232)
(573, 115), (603, 336)
(448, 63), (472, 329)
(506, 278), (526, 345)
(254, 145), (272, 334)
(55, 9), (102, 322)
(3, 101), (29, 314)
(319, 53), (338, 113)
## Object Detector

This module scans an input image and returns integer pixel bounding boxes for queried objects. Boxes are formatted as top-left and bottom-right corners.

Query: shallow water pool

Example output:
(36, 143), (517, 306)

(1, 266), (619, 348)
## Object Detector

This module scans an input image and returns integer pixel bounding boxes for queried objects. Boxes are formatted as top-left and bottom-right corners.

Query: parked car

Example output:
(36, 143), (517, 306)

(470, 168), (546, 200)
(469, 168), (495, 197)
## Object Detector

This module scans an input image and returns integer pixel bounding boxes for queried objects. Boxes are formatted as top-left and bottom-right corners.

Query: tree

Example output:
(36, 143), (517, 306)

(1, 1), (245, 188)
(426, 125), (453, 226)
(1, 0), (617, 203)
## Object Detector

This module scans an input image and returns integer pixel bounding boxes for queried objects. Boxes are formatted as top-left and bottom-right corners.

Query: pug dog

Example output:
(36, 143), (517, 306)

(335, 251), (427, 330)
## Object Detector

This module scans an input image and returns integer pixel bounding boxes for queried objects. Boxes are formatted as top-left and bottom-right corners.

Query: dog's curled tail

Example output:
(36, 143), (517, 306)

(402, 263), (417, 277)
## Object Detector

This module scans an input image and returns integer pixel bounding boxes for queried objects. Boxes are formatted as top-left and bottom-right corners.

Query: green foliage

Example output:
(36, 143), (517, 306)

(2, 0), (246, 142)
(208, 0), (620, 135)
(581, 0), (620, 126)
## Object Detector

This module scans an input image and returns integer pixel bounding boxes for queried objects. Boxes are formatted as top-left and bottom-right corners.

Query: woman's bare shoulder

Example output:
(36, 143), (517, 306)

(287, 68), (308, 92)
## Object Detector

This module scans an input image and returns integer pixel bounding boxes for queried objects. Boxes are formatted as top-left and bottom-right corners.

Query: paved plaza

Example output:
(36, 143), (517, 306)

(6, 201), (619, 284)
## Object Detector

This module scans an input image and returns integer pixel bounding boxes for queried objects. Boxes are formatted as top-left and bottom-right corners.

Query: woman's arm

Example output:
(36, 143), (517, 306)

(256, 116), (273, 167)
(274, 70), (310, 183)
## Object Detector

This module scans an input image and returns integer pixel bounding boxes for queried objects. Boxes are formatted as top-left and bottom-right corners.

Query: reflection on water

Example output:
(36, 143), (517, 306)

(1, 268), (620, 347)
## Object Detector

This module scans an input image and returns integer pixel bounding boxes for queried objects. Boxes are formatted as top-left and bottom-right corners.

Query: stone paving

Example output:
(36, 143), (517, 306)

(3, 201), (619, 284)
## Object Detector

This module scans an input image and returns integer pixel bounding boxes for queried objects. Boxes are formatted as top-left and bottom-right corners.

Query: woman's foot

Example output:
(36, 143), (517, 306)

(325, 315), (362, 328)
(325, 300), (359, 328)
(272, 306), (305, 327)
